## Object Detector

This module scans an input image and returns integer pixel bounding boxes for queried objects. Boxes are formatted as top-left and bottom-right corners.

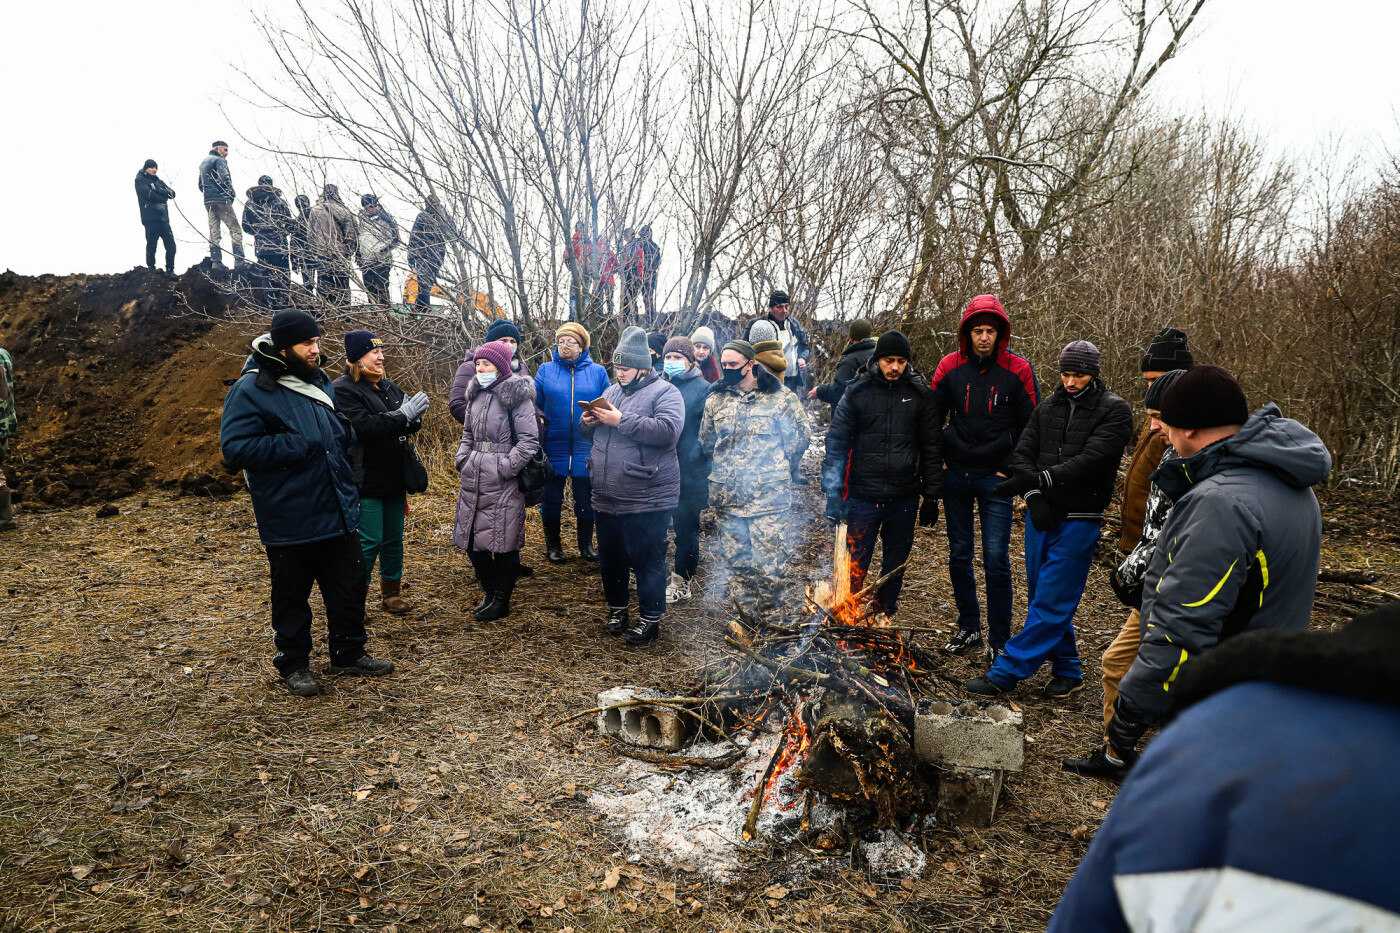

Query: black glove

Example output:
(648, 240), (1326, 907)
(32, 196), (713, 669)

(1110, 567), (1144, 610)
(825, 495), (847, 523)
(1026, 493), (1060, 531)
(919, 497), (939, 527)
(1106, 697), (1151, 762)
(994, 468), (1040, 498)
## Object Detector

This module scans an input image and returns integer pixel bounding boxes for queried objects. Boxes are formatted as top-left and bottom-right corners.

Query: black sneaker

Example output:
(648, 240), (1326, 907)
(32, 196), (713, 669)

(329, 655), (395, 677)
(1043, 675), (1084, 699)
(625, 615), (660, 646)
(1062, 746), (1134, 783)
(964, 675), (1007, 697)
(945, 629), (984, 656)
(282, 668), (320, 697)
(604, 607), (628, 636)
(987, 644), (1005, 666)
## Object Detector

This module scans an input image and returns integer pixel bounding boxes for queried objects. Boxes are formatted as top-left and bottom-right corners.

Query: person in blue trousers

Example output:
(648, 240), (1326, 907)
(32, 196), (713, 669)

(966, 341), (1133, 699)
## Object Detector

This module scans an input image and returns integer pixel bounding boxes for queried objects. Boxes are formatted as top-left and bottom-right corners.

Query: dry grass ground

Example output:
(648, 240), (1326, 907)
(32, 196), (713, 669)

(2, 471), (1396, 933)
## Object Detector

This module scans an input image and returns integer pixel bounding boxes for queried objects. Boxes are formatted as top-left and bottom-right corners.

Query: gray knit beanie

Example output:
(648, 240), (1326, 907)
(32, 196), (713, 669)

(1058, 340), (1101, 376)
(749, 319), (779, 344)
(613, 325), (653, 370)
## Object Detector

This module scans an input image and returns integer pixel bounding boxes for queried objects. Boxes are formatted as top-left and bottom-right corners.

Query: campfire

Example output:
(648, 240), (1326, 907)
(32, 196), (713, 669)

(580, 523), (1025, 876)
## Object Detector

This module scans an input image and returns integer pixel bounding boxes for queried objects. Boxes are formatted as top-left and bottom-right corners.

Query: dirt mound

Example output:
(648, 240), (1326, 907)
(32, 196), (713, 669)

(0, 263), (262, 509)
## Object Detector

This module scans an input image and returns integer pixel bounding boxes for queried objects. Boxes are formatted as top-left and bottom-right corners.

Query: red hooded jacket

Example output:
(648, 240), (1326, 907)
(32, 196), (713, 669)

(929, 295), (1040, 477)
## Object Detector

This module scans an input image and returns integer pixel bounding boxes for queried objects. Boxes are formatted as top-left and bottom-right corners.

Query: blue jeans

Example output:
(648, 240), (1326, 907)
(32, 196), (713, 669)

(942, 469), (1014, 647)
(846, 495), (918, 615)
(541, 473), (594, 524)
(988, 520), (1101, 688)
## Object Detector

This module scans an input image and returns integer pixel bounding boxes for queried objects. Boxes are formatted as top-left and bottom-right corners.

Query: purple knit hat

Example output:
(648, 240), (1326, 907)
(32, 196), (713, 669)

(473, 340), (515, 376)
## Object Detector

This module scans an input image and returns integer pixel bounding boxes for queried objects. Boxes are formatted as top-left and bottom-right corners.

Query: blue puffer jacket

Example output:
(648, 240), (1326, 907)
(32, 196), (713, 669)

(220, 335), (360, 547)
(534, 349), (611, 477)
(198, 151), (235, 204)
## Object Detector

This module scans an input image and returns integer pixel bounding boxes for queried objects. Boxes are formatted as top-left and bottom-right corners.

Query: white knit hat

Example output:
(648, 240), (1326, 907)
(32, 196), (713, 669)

(690, 325), (716, 349)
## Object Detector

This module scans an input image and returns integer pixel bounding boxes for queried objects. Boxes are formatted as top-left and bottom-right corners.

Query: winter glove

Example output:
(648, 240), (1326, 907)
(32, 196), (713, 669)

(395, 391), (430, 422)
(994, 468), (1040, 498)
(825, 494), (848, 523)
(919, 497), (939, 528)
(1106, 697), (1151, 762)
(1109, 567), (1144, 610)
(1026, 492), (1060, 531)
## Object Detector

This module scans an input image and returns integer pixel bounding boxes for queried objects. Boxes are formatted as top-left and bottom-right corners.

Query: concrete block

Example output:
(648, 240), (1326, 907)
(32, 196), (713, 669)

(595, 686), (693, 752)
(936, 766), (1004, 829)
(914, 699), (1024, 771)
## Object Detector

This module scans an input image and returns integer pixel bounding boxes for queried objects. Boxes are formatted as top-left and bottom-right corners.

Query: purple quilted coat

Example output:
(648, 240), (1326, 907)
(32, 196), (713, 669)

(452, 372), (541, 553)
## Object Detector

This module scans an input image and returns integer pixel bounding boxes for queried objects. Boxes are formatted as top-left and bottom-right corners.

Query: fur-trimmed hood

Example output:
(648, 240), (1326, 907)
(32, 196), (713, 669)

(465, 370), (537, 408)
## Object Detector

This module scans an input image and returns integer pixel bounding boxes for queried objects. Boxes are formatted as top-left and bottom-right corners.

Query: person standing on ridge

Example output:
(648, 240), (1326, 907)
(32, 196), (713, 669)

(357, 194), (400, 305)
(408, 196), (450, 311)
(242, 175), (294, 308)
(197, 140), (245, 267)
(134, 159), (176, 274)
(307, 184), (358, 308)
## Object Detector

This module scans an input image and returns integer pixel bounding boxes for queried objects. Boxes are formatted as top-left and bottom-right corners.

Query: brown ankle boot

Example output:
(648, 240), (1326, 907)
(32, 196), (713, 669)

(380, 578), (412, 614)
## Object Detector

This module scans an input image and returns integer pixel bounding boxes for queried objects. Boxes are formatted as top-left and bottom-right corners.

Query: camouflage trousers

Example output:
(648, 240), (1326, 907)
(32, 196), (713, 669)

(711, 511), (792, 621)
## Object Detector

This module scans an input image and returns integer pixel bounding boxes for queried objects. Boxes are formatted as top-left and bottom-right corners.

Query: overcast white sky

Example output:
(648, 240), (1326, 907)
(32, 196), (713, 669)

(0, 0), (1395, 277)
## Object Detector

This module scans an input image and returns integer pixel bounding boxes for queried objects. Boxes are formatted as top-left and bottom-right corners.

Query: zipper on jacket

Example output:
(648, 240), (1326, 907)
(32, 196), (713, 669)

(569, 367), (576, 463)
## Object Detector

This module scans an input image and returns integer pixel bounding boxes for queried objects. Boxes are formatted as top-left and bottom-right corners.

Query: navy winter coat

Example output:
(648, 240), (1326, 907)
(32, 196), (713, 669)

(1051, 606), (1400, 932)
(220, 336), (360, 547)
(581, 373), (684, 516)
(665, 363), (713, 504)
(534, 349), (612, 477)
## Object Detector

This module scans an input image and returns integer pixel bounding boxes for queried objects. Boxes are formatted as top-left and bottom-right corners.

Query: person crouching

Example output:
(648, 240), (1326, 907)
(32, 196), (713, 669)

(452, 340), (540, 621)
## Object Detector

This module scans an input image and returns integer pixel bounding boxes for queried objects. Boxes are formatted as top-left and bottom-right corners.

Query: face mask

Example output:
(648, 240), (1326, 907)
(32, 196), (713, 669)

(663, 360), (687, 378)
(476, 371), (498, 388)
(720, 365), (747, 387)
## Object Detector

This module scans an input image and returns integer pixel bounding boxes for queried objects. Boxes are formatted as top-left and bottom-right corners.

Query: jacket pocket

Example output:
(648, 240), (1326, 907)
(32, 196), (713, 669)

(622, 461), (659, 481)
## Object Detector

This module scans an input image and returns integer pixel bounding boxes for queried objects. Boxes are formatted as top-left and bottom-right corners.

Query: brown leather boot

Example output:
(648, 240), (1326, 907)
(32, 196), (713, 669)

(380, 578), (413, 614)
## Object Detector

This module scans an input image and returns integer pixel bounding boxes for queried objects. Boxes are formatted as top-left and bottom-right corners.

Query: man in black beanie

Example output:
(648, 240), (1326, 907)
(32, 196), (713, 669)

(822, 330), (942, 616)
(220, 309), (394, 697)
(1090, 365), (1331, 778)
(746, 290), (810, 394)
(135, 159), (177, 273)
(1123, 328), (1195, 555)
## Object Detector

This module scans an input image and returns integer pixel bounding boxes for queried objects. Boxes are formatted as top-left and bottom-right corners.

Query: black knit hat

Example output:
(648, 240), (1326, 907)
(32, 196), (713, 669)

(873, 330), (913, 360)
(1059, 340), (1101, 376)
(1143, 369), (1188, 412)
(344, 329), (382, 364)
(142, 159), (158, 170)
(1141, 327), (1194, 373)
(1159, 364), (1248, 429)
(258, 174), (274, 186)
(270, 309), (321, 350)
(485, 319), (520, 343)
(769, 290), (790, 307)
(211, 140), (228, 148)
(361, 193), (379, 207)
(647, 332), (668, 361)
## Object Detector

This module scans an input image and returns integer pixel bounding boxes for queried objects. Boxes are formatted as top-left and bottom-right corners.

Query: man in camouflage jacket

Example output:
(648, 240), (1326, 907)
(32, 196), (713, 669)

(699, 339), (810, 621)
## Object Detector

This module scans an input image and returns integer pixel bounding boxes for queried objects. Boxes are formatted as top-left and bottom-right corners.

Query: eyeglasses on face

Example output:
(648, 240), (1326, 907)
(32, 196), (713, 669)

(556, 337), (580, 347)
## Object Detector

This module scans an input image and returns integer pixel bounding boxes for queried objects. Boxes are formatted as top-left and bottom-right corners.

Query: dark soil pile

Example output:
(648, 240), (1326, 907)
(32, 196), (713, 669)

(0, 263), (260, 508)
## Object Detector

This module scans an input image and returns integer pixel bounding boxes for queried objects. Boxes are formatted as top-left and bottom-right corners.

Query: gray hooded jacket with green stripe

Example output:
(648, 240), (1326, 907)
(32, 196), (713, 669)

(1116, 404), (1331, 722)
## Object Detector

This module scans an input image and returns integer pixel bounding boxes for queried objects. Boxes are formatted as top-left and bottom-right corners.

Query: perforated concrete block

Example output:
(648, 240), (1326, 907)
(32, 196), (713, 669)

(914, 698), (1024, 771)
(595, 686), (693, 751)
(936, 766), (1004, 828)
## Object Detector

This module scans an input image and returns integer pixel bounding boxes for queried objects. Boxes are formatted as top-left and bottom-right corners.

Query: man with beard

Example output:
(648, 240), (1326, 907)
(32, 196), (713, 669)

(220, 309), (395, 697)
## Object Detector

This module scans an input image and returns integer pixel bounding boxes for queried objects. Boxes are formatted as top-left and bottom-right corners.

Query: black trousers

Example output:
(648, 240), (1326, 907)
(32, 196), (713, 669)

(595, 509), (669, 618)
(319, 261), (351, 308)
(846, 495), (919, 615)
(266, 533), (368, 675)
(254, 252), (291, 308)
(412, 262), (440, 311)
(144, 220), (175, 271)
(671, 491), (705, 580)
(362, 262), (392, 304)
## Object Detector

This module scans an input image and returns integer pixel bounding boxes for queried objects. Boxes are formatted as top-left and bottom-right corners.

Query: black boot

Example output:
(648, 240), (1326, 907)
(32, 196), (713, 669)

(604, 606), (628, 636)
(625, 612), (660, 646)
(577, 518), (599, 562)
(544, 521), (567, 564)
(476, 564), (518, 621)
(472, 562), (497, 615)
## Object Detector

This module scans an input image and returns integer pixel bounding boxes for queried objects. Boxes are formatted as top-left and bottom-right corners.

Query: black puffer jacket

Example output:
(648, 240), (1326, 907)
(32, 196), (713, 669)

(134, 171), (175, 225)
(814, 338), (875, 406)
(241, 185), (293, 260)
(822, 368), (942, 503)
(1012, 379), (1133, 520)
(331, 373), (422, 499)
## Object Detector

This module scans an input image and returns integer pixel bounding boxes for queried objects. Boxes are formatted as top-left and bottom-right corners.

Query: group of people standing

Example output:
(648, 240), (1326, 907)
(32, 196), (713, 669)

(134, 142), (455, 312)
(565, 223), (662, 320)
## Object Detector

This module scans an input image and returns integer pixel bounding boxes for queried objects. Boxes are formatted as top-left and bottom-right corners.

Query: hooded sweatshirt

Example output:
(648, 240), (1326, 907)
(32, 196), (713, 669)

(1114, 404), (1332, 723)
(929, 296), (1040, 477)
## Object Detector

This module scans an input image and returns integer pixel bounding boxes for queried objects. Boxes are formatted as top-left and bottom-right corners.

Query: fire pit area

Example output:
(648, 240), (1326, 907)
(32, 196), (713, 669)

(581, 539), (1025, 878)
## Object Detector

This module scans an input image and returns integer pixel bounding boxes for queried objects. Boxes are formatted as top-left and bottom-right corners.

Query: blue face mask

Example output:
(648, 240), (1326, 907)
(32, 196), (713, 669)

(475, 371), (498, 388)
(663, 359), (687, 378)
